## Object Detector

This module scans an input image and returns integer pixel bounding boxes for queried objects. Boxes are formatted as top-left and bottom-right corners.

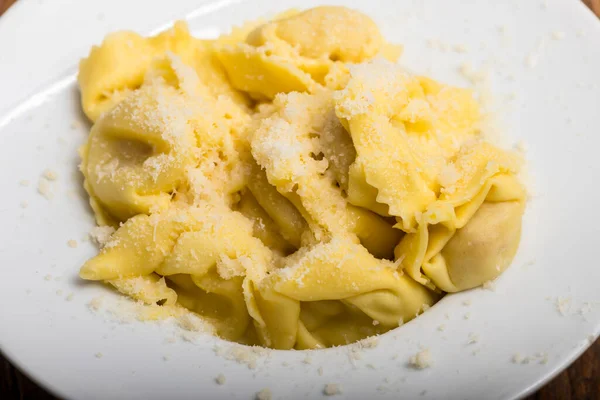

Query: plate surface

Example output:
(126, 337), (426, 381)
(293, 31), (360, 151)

(1, 1), (599, 399)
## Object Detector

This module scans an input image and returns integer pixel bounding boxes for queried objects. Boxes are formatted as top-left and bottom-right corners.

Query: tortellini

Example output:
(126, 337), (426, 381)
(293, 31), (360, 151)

(77, 6), (526, 350)
(215, 6), (402, 100)
(80, 81), (198, 223)
(79, 22), (251, 121)
(395, 144), (526, 292)
(334, 60), (482, 231)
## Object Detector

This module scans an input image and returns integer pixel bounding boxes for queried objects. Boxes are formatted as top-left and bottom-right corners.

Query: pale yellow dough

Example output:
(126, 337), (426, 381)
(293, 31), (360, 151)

(77, 6), (526, 349)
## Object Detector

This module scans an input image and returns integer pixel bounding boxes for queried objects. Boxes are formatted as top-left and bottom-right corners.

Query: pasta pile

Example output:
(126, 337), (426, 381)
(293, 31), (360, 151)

(77, 6), (525, 349)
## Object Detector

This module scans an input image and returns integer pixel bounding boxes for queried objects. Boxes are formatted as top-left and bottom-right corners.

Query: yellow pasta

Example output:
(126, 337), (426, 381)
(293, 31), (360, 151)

(395, 143), (526, 291)
(215, 6), (401, 100)
(77, 6), (526, 350)
(80, 80), (198, 223)
(334, 60), (482, 231)
(78, 21), (249, 122)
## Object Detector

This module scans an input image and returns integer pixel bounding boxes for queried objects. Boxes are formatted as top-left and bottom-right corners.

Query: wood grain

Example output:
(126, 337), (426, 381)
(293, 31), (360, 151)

(584, 0), (600, 15)
(0, 1), (599, 399)
(0, 0), (16, 15)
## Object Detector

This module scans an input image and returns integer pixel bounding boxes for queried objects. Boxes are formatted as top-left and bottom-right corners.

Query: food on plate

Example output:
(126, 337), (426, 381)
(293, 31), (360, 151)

(77, 6), (526, 349)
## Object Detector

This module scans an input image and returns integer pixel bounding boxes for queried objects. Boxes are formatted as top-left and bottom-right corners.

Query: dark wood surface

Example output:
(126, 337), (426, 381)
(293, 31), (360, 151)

(1, 0), (599, 398)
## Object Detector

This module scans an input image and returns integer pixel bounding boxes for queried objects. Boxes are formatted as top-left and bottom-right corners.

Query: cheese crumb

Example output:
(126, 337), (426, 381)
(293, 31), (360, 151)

(318, 367), (324, 376)
(215, 373), (226, 385)
(588, 335), (596, 344)
(66, 293), (74, 301)
(256, 388), (272, 400)
(551, 31), (565, 40)
(177, 313), (211, 333)
(464, 313), (471, 320)
(452, 44), (469, 53)
(525, 39), (546, 69)
(37, 178), (53, 200)
(556, 296), (572, 316)
(67, 239), (78, 248)
(89, 226), (116, 247)
(323, 383), (342, 396)
(214, 344), (267, 370)
(361, 336), (380, 349)
(95, 352), (103, 359)
(458, 62), (488, 84)
(43, 169), (58, 181)
(437, 324), (446, 332)
(179, 331), (198, 343)
(19, 179), (30, 187)
(409, 349), (432, 369)
(88, 297), (103, 311)
(44, 274), (52, 281)
(462, 299), (472, 306)
(482, 280), (496, 291)
(512, 353), (523, 364)
(20, 201), (28, 209)
(467, 333), (480, 344)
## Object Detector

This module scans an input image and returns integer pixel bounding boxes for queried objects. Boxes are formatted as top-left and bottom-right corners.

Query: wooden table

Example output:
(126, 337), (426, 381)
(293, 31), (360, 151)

(1, 0), (599, 398)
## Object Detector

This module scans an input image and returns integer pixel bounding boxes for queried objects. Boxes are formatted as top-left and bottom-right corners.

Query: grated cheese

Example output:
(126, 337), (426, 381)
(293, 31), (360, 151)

(467, 333), (479, 344)
(89, 226), (116, 247)
(323, 383), (342, 396)
(452, 44), (469, 54)
(88, 296), (103, 311)
(215, 374), (226, 385)
(177, 313), (211, 333)
(67, 239), (78, 248)
(214, 344), (268, 370)
(409, 349), (432, 369)
(525, 38), (546, 69)
(556, 296), (572, 316)
(37, 178), (53, 200)
(588, 335), (596, 345)
(512, 352), (549, 365)
(43, 169), (58, 181)
(256, 388), (272, 400)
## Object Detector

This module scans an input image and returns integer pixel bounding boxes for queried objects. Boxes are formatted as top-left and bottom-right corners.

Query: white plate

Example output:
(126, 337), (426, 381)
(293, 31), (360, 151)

(1, 0), (599, 399)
